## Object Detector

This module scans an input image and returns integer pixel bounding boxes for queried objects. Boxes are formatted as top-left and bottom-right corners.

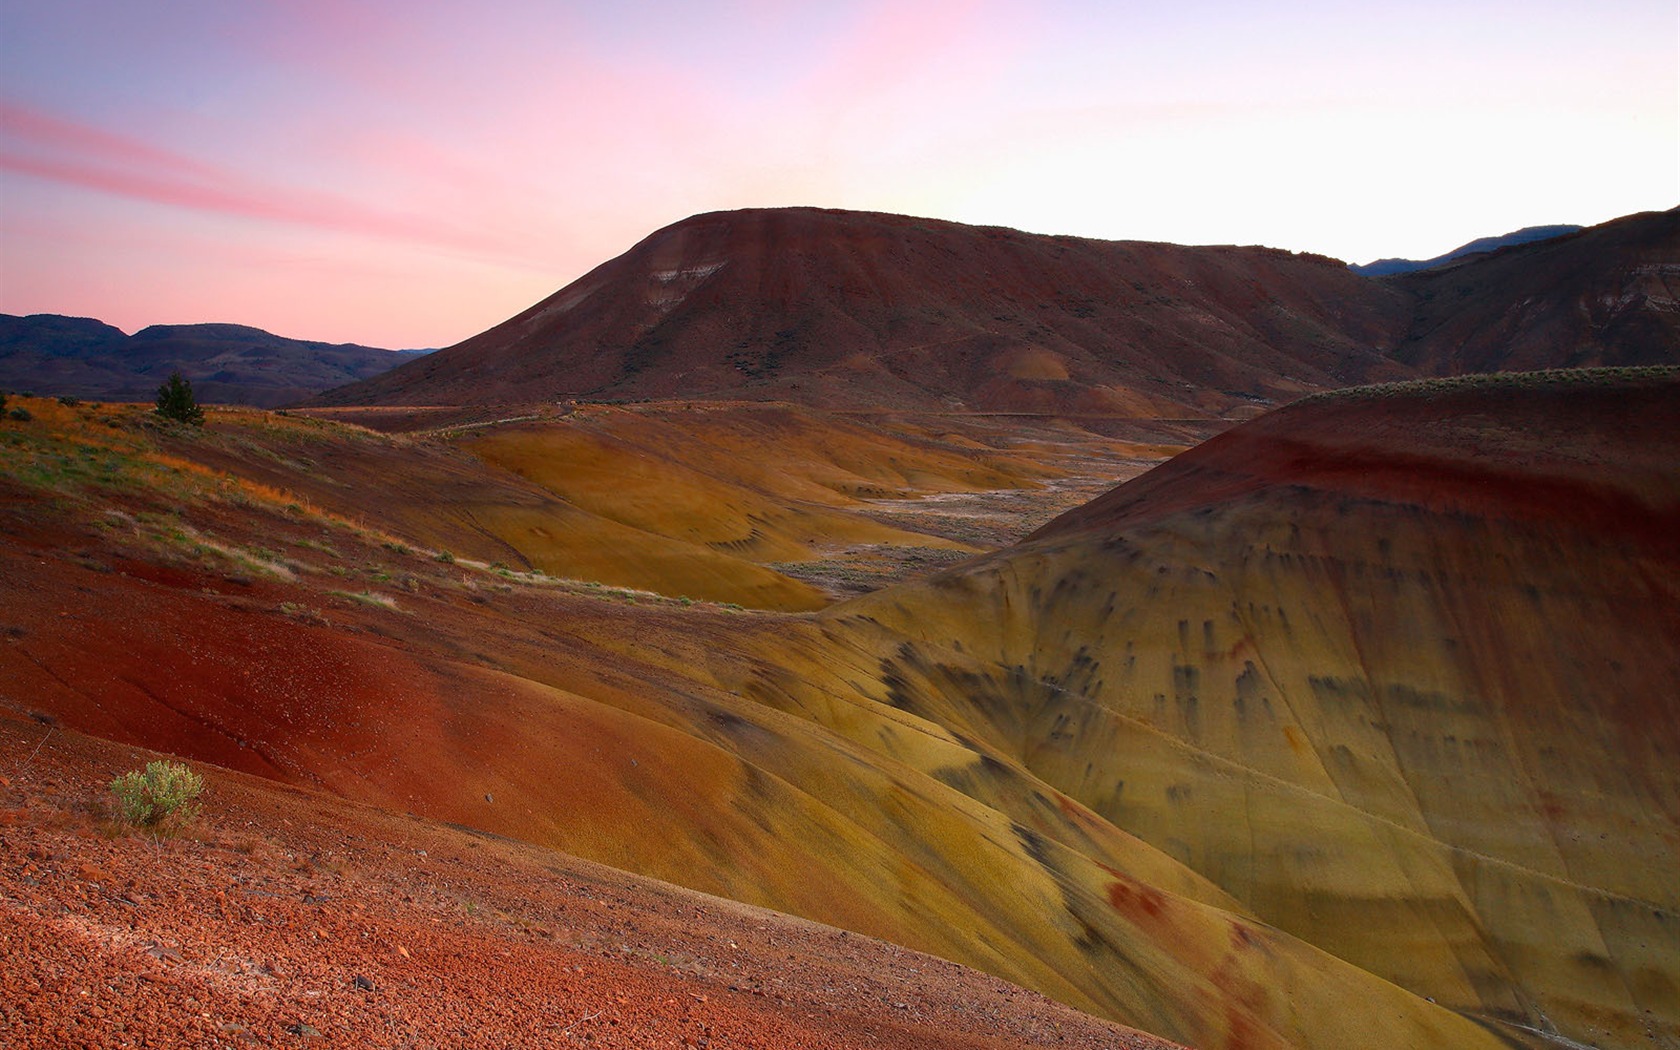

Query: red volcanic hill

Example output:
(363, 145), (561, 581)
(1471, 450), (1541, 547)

(307, 206), (1679, 416)
(308, 207), (1417, 416)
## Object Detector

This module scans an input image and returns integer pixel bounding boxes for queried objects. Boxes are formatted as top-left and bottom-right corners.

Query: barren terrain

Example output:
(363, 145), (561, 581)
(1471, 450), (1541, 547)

(0, 716), (1177, 1049)
(4, 369), (1677, 1050)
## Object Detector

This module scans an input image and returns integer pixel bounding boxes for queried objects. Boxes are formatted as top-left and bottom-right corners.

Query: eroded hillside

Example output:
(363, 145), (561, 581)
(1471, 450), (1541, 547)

(3, 372), (1677, 1050)
(742, 368), (1680, 1049)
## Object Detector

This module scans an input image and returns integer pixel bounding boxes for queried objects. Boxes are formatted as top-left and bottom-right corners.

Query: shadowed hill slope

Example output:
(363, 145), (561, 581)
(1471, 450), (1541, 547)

(756, 367), (1680, 1049)
(308, 207), (1417, 416)
(1388, 208), (1680, 374)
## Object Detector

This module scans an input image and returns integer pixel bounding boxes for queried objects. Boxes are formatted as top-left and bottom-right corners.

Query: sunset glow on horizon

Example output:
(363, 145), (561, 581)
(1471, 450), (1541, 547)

(3, 0), (1676, 349)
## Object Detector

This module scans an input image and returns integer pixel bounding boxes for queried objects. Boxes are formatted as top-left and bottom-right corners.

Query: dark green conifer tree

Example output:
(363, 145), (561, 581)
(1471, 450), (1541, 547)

(154, 371), (205, 426)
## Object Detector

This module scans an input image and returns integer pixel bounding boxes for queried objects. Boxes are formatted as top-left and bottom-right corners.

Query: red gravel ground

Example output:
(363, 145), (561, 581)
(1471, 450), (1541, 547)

(0, 715), (1184, 1050)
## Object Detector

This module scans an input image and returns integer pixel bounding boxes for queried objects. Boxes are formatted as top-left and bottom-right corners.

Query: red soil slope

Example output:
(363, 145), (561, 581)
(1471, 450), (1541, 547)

(0, 716), (1179, 1050)
(309, 207), (1415, 416)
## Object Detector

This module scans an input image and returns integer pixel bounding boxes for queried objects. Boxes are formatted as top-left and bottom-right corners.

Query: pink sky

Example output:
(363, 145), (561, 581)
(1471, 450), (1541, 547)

(2, 0), (1676, 349)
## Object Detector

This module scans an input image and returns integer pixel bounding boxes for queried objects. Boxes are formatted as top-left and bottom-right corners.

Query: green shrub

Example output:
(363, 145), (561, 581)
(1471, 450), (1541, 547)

(109, 760), (204, 829)
(435, 550), (455, 564)
(8, 407), (31, 422)
(154, 371), (205, 426)
(57, 395), (81, 407)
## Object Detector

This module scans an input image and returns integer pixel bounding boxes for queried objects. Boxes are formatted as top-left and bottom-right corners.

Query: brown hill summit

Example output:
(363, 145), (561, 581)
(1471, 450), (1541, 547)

(308, 207), (1416, 416)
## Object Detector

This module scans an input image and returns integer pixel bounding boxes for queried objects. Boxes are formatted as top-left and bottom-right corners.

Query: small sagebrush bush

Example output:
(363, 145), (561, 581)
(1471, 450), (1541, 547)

(7, 407), (31, 422)
(110, 760), (204, 829)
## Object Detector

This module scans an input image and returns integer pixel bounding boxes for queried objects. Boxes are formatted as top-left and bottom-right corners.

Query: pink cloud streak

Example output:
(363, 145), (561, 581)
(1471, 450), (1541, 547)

(0, 102), (544, 268)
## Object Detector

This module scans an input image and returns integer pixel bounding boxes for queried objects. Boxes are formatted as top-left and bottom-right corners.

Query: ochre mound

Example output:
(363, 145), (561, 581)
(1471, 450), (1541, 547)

(763, 368), (1680, 1048)
(27, 398), (1099, 612)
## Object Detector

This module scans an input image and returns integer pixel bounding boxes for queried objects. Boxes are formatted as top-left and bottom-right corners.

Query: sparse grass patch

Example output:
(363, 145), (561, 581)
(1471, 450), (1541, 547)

(279, 601), (330, 625)
(1299, 365), (1680, 405)
(768, 544), (973, 596)
(331, 589), (399, 610)
(293, 537), (342, 558)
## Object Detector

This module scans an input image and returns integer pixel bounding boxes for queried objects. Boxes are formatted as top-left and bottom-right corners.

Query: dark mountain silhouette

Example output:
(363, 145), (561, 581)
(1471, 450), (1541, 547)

(0, 314), (430, 407)
(309, 206), (1679, 415)
(1351, 223), (1582, 275)
(308, 208), (1418, 417)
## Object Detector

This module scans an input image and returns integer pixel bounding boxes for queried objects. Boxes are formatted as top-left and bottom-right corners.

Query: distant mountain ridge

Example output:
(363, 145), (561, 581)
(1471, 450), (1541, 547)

(0, 314), (431, 407)
(309, 206), (1678, 415)
(1351, 223), (1583, 276)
